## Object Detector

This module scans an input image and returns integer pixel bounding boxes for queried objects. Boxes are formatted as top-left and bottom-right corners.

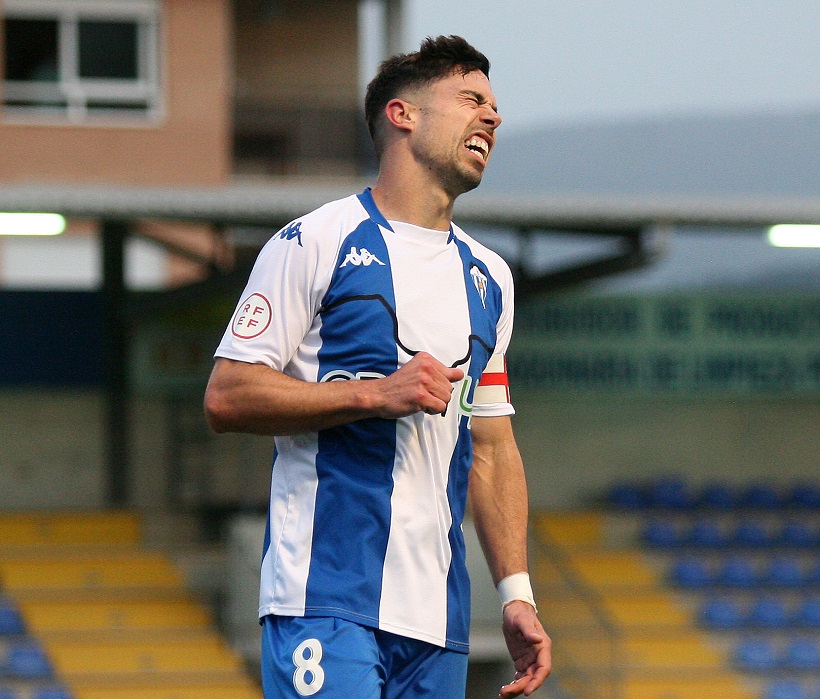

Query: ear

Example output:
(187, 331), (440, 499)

(383, 98), (416, 133)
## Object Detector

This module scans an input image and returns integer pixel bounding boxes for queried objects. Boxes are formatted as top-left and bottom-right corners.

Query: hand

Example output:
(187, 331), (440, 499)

(369, 352), (464, 418)
(498, 601), (552, 698)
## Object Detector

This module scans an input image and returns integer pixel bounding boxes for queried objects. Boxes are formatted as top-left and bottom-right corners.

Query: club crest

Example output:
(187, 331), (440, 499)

(470, 264), (488, 308)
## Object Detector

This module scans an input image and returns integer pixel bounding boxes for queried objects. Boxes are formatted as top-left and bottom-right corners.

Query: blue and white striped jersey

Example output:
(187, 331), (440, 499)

(215, 189), (515, 652)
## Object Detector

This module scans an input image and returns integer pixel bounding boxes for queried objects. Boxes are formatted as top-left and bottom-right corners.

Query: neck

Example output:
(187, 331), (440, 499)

(370, 158), (456, 232)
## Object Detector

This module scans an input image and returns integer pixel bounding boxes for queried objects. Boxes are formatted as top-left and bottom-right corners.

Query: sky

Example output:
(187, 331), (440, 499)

(359, 1), (820, 291)
(362, 0), (820, 134)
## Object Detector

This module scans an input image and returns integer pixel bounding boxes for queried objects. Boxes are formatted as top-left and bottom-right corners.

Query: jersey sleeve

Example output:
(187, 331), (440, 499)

(472, 261), (515, 418)
(214, 219), (329, 372)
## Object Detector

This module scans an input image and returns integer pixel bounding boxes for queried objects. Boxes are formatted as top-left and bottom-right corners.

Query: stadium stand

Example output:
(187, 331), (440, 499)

(0, 511), (262, 699)
(532, 476), (819, 699)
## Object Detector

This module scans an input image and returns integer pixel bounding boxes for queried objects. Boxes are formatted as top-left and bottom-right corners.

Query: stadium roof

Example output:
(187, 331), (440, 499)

(1, 182), (818, 231)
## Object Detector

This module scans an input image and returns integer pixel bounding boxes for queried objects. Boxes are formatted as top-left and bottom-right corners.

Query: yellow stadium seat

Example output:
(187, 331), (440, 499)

(19, 599), (212, 634)
(599, 593), (690, 629)
(46, 638), (244, 676)
(622, 634), (725, 671)
(0, 511), (141, 547)
(535, 512), (604, 547)
(72, 683), (263, 699)
(0, 553), (184, 595)
(622, 676), (757, 699)
(565, 552), (659, 589)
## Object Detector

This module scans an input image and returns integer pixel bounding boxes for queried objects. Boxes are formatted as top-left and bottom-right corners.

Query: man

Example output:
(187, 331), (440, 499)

(204, 35), (551, 699)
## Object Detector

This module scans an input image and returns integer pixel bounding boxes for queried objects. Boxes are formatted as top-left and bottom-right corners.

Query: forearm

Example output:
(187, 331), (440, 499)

(468, 416), (530, 585)
(204, 354), (463, 436)
(204, 358), (379, 435)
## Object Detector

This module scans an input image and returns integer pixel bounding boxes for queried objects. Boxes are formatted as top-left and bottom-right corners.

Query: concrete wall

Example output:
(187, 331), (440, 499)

(512, 390), (820, 509)
(1, 388), (816, 512)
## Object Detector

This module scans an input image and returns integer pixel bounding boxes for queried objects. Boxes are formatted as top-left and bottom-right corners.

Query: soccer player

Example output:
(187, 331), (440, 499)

(204, 35), (551, 699)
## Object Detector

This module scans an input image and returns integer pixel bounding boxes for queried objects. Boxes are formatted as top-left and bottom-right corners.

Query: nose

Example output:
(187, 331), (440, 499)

(481, 103), (502, 129)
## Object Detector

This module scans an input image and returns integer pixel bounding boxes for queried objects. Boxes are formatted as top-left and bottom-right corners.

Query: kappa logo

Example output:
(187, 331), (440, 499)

(339, 246), (385, 268)
(276, 221), (303, 247)
(470, 264), (488, 308)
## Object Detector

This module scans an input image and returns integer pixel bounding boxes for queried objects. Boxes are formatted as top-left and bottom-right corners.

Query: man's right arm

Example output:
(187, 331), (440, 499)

(203, 354), (464, 436)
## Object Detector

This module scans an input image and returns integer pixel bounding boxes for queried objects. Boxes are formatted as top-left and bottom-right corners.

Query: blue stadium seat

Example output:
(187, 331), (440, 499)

(795, 598), (820, 628)
(608, 482), (648, 509)
(742, 483), (782, 509)
(642, 519), (683, 548)
(782, 639), (820, 671)
(4, 641), (52, 679)
(733, 637), (779, 671)
(808, 561), (820, 586)
(32, 688), (74, 699)
(670, 557), (712, 588)
(788, 483), (820, 509)
(733, 521), (772, 548)
(766, 557), (806, 588)
(698, 482), (738, 509)
(748, 597), (790, 628)
(0, 687), (20, 699)
(780, 521), (817, 548)
(689, 519), (729, 548)
(719, 557), (759, 588)
(0, 599), (25, 635)
(698, 597), (744, 629)
(649, 477), (694, 509)
(765, 680), (808, 699)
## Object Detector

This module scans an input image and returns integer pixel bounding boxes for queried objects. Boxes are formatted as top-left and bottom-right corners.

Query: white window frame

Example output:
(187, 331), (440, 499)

(2, 0), (162, 123)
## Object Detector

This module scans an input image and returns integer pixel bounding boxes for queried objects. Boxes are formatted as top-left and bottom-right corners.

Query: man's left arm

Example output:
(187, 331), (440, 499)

(469, 415), (552, 698)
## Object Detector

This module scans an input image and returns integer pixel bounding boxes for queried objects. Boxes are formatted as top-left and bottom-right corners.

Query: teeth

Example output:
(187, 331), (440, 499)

(466, 136), (489, 160)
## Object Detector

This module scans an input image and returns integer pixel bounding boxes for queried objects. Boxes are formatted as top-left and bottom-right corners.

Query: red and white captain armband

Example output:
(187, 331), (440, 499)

(497, 572), (537, 613)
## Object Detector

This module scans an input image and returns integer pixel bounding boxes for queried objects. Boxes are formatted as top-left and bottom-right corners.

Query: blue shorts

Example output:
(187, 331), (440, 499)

(261, 615), (468, 699)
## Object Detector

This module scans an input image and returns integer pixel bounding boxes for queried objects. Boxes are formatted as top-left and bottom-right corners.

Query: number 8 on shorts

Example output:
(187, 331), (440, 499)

(292, 638), (325, 696)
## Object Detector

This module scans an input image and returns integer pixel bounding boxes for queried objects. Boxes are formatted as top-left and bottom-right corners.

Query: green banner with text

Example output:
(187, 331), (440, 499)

(510, 295), (820, 395)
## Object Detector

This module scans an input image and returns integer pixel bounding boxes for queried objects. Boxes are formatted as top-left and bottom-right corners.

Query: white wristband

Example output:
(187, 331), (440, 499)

(497, 572), (537, 612)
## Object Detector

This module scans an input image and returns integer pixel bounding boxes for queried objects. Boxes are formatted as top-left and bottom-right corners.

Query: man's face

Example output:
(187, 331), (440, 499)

(407, 69), (502, 196)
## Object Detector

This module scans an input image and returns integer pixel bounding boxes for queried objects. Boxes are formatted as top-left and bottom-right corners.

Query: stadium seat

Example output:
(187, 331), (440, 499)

(698, 597), (744, 629)
(733, 521), (772, 547)
(31, 688), (74, 699)
(741, 483), (782, 509)
(670, 558), (712, 588)
(748, 597), (790, 628)
(780, 521), (817, 548)
(649, 477), (694, 509)
(765, 680), (808, 699)
(782, 639), (820, 671)
(808, 561), (820, 586)
(0, 599), (25, 635)
(642, 519), (683, 547)
(795, 598), (820, 628)
(608, 482), (647, 509)
(766, 558), (806, 588)
(689, 519), (729, 547)
(733, 637), (779, 671)
(788, 483), (820, 509)
(719, 557), (759, 588)
(699, 482), (738, 509)
(4, 641), (53, 679)
(0, 687), (19, 699)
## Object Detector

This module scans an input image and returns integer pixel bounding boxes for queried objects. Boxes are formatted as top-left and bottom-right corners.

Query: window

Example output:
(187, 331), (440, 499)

(2, 0), (161, 121)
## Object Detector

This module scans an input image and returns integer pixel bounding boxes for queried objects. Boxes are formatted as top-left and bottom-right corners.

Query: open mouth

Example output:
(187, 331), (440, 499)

(465, 135), (490, 162)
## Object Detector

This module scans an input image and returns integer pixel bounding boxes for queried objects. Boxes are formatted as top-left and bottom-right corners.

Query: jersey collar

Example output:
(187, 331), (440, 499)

(358, 188), (456, 243)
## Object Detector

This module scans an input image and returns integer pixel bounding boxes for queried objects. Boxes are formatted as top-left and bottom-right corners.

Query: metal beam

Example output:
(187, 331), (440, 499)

(0, 182), (818, 229)
(101, 219), (130, 506)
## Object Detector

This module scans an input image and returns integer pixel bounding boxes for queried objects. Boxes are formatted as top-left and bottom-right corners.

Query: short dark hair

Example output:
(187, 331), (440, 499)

(364, 35), (491, 157)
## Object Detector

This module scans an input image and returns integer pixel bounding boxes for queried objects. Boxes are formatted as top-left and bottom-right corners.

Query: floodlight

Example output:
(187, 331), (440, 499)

(767, 224), (820, 248)
(0, 213), (67, 236)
